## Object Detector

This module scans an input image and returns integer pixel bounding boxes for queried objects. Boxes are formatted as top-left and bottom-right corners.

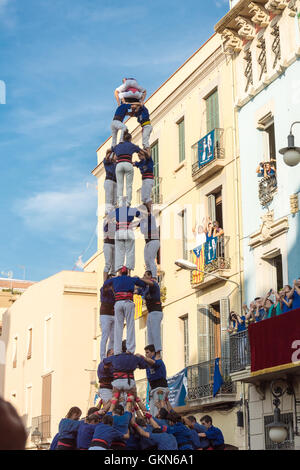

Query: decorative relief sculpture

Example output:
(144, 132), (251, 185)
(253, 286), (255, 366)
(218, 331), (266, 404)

(265, 0), (288, 14)
(221, 28), (243, 53)
(249, 2), (270, 27)
(236, 16), (256, 40)
(287, 0), (298, 16)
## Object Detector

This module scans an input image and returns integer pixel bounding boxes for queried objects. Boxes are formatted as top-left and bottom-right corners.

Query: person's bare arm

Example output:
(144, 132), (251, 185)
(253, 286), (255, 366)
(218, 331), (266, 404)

(135, 353), (156, 367)
(281, 297), (292, 308)
(148, 416), (161, 429)
(114, 89), (120, 105)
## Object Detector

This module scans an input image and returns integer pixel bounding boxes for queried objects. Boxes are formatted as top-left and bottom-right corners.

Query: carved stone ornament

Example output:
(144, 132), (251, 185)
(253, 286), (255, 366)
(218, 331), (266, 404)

(249, 2), (270, 27)
(236, 16), (256, 40)
(265, 0), (288, 14)
(249, 211), (289, 248)
(221, 28), (243, 53)
(287, 0), (298, 16)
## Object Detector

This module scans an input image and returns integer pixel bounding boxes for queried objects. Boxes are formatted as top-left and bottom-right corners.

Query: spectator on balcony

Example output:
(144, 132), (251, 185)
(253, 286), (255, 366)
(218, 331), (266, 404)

(287, 278), (300, 310)
(199, 415), (225, 450)
(227, 311), (246, 333)
(280, 285), (293, 313)
(263, 289), (282, 319)
(242, 302), (256, 325)
(213, 221), (224, 238)
(192, 219), (207, 247)
(256, 161), (276, 178)
(254, 297), (267, 322)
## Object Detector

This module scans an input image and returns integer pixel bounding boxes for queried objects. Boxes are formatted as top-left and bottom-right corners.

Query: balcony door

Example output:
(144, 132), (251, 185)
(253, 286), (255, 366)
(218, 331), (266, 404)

(42, 373), (52, 420)
(206, 89), (219, 134)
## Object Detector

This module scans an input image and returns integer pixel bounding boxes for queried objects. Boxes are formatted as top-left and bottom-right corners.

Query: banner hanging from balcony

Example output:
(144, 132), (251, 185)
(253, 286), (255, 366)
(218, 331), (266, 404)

(192, 245), (205, 284)
(198, 129), (215, 168)
(167, 368), (188, 408)
(205, 236), (218, 264)
(248, 308), (300, 374)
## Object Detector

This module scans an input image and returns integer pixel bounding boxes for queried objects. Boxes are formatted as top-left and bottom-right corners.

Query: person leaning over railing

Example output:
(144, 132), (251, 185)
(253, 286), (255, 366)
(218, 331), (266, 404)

(227, 311), (247, 333)
(287, 278), (300, 310)
(279, 285), (293, 313)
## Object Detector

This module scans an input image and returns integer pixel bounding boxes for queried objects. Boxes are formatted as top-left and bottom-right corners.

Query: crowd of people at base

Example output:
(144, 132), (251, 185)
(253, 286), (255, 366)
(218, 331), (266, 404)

(192, 217), (224, 248)
(228, 277), (300, 333)
(49, 395), (225, 451)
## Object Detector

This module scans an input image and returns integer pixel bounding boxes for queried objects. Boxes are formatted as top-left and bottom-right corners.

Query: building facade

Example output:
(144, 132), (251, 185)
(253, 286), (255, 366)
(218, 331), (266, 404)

(1, 271), (97, 449)
(216, 0), (300, 450)
(92, 33), (245, 447)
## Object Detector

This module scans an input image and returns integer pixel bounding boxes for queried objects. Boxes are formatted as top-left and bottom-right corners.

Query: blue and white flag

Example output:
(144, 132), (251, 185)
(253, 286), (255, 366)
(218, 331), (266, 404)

(167, 368), (188, 408)
(198, 130), (215, 168)
(213, 358), (224, 397)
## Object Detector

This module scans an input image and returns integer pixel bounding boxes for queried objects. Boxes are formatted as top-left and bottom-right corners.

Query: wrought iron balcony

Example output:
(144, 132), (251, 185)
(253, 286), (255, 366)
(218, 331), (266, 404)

(31, 415), (51, 441)
(190, 236), (231, 287)
(191, 128), (225, 182)
(258, 173), (277, 206)
(229, 330), (251, 374)
(186, 358), (236, 402)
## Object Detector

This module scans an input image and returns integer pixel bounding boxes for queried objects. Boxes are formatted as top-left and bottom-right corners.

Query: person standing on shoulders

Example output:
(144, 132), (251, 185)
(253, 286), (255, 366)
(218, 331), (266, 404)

(130, 104), (152, 157)
(111, 103), (131, 147)
(142, 344), (169, 417)
(114, 78), (146, 105)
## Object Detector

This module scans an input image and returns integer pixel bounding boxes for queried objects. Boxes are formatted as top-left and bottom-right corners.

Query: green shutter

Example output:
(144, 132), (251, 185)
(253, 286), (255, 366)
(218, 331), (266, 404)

(206, 89), (219, 133)
(178, 119), (185, 163)
(151, 141), (159, 203)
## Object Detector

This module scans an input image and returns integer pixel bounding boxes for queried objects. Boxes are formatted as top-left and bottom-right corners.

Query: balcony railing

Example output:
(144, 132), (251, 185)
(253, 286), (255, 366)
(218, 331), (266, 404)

(191, 128), (225, 179)
(190, 236), (231, 286)
(258, 174), (277, 206)
(31, 415), (51, 440)
(186, 358), (236, 401)
(229, 330), (251, 374)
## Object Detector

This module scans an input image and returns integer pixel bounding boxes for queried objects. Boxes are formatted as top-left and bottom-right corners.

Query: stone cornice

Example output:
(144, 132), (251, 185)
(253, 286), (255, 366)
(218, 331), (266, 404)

(249, 211), (289, 248)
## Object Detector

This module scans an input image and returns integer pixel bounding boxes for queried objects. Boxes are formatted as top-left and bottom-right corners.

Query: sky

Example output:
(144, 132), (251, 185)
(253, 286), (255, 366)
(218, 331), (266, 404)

(0, 0), (229, 282)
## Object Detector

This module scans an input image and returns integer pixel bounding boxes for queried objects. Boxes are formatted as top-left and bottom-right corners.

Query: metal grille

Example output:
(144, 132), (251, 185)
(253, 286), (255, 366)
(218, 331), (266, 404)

(186, 358), (236, 401)
(31, 415), (51, 440)
(271, 24), (281, 69)
(264, 413), (294, 450)
(229, 330), (251, 373)
(257, 38), (267, 80)
(191, 128), (224, 177)
(244, 50), (253, 92)
(258, 174), (277, 206)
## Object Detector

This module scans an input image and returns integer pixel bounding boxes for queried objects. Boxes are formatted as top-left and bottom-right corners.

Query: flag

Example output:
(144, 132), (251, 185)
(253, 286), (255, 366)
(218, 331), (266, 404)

(134, 294), (143, 320)
(213, 357), (224, 397)
(192, 244), (205, 284)
(145, 381), (150, 411)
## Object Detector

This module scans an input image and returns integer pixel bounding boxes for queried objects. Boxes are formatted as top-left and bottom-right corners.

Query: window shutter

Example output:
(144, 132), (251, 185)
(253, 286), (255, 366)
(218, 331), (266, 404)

(206, 89), (220, 133)
(197, 305), (210, 364)
(220, 298), (230, 368)
(207, 194), (216, 222)
(178, 119), (185, 163)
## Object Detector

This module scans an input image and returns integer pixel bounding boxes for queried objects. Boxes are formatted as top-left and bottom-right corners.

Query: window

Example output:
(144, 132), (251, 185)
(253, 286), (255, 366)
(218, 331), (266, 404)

(151, 141), (160, 204)
(207, 189), (223, 227)
(179, 210), (188, 259)
(177, 118), (185, 163)
(206, 89), (219, 133)
(266, 122), (276, 161)
(258, 114), (277, 163)
(273, 254), (283, 292)
(25, 385), (32, 428)
(181, 315), (189, 367)
(27, 328), (32, 360)
(44, 317), (52, 372)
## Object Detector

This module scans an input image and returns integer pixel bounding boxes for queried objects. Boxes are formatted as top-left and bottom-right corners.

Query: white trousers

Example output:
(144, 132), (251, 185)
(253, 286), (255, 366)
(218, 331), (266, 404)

(103, 243), (115, 274)
(142, 124), (153, 149)
(111, 120), (127, 147)
(116, 162), (134, 207)
(115, 230), (135, 271)
(141, 179), (154, 204)
(144, 240), (160, 278)
(104, 180), (117, 213)
(147, 310), (163, 352)
(114, 300), (135, 355)
(100, 314), (115, 361)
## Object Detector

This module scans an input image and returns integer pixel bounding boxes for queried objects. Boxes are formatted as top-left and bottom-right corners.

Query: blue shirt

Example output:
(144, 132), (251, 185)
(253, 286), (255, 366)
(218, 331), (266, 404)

(58, 418), (81, 440)
(100, 283), (115, 305)
(135, 105), (150, 125)
(104, 275), (146, 301)
(166, 422), (194, 449)
(291, 290), (300, 310)
(107, 411), (132, 435)
(256, 308), (267, 322)
(97, 360), (114, 383)
(237, 315), (246, 332)
(113, 141), (141, 158)
(190, 429), (201, 449)
(149, 431), (178, 450)
(91, 423), (124, 448)
(193, 422), (210, 448)
(103, 159), (116, 181)
(134, 157), (154, 178)
(77, 422), (97, 449)
(146, 357), (167, 385)
(113, 103), (131, 122)
(49, 433), (59, 450)
(103, 352), (148, 373)
(205, 425), (225, 448)
(282, 295), (291, 313)
(112, 206), (141, 232)
(126, 430), (140, 450)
